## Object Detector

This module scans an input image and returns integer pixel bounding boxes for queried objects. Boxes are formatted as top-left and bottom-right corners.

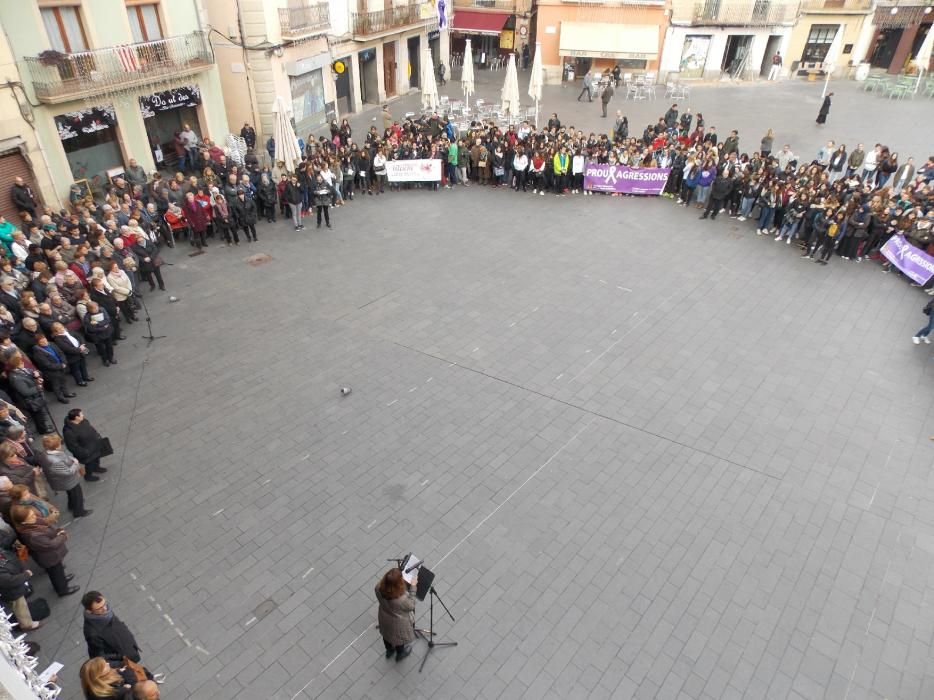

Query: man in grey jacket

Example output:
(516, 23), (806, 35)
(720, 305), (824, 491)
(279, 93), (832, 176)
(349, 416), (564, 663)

(577, 72), (593, 102)
(40, 433), (91, 517)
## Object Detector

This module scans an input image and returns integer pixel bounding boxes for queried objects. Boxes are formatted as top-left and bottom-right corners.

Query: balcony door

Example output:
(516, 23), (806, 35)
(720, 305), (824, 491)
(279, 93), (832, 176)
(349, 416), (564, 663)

(40, 5), (91, 83)
(127, 2), (168, 67)
(127, 3), (164, 42)
(383, 41), (397, 97)
(41, 5), (88, 53)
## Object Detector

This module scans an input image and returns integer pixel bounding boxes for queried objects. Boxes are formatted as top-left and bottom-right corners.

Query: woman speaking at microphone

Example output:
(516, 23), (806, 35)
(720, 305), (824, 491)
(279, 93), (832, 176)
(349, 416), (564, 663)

(376, 567), (416, 661)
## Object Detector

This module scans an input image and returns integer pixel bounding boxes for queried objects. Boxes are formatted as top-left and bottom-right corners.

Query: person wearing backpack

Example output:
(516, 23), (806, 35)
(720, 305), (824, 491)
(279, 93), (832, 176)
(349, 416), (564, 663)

(912, 299), (934, 345)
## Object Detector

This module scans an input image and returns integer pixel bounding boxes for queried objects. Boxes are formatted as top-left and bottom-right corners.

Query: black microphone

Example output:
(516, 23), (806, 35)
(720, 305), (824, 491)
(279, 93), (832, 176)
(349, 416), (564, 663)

(404, 560), (422, 574)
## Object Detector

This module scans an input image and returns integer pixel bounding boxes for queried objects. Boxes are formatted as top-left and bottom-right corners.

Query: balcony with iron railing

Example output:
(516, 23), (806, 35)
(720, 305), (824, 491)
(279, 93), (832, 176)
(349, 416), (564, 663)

(452, 0), (531, 13)
(799, 0), (873, 12)
(351, 2), (434, 37)
(279, 3), (331, 39)
(671, 0), (800, 25)
(21, 31), (213, 104)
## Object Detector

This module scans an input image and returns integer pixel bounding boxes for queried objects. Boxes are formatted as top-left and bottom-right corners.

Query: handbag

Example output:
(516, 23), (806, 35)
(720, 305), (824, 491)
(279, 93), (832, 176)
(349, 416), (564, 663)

(478, 160), (488, 169)
(100, 437), (114, 458)
(493, 166), (504, 177)
(122, 656), (147, 683)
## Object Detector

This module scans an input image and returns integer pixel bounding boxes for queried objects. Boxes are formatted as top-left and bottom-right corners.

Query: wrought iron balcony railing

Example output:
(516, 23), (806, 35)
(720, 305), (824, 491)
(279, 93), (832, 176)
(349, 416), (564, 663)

(351, 3), (432, 37)
(22, 31), (213, 104)
(671, 1), (800, 25)
(279, 3), (331, 39)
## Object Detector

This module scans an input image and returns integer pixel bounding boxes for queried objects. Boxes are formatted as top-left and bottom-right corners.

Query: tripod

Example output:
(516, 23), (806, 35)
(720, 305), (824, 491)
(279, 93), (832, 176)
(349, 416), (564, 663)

(135, 292), (166, 345)
(416, 586), (457, 672)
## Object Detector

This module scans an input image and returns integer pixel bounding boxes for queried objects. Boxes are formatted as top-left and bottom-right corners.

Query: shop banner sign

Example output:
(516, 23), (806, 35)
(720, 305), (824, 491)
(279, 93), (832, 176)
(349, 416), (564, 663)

(584, 162), (671, 195)
(139, 85), (202, 118)
(386, 159), (441, 182)
(881, 234), (934, 286)
(55, 105), (117, 141)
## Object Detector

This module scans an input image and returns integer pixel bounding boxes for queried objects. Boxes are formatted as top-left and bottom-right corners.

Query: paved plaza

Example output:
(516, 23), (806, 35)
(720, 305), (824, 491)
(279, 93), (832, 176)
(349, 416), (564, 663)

(31, 79), (934, 699)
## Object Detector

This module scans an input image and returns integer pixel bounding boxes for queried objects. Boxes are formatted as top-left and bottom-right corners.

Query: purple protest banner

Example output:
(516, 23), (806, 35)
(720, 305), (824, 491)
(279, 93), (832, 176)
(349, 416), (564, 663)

(880, 234), (934, 286)
(584, 162), (671, 195)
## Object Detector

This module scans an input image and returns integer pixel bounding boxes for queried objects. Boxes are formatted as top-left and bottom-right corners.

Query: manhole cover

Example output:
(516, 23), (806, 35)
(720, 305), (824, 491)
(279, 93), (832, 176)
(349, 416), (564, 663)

(245, 253), (273, 267)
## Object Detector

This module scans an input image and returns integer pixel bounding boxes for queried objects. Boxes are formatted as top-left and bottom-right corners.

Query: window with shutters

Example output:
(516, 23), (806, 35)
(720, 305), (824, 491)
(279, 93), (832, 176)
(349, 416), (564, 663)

(127, 2), (164, 43)
(40, 5), (89, 54)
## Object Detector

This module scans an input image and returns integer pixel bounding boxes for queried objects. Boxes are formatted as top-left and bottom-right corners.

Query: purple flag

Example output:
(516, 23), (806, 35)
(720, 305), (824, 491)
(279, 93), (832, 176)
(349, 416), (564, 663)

(880, 234), (934, 286)
(584, 162), (671, 195)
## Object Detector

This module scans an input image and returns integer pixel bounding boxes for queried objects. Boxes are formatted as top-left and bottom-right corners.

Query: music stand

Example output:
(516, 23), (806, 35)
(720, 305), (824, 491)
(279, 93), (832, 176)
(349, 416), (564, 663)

(411, 566), (457, 672)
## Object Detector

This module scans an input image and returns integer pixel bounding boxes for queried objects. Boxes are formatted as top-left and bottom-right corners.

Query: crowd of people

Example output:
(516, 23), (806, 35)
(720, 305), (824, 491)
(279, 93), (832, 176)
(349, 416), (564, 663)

(3, 170), (170, 695)
(0, 92), (930, 690)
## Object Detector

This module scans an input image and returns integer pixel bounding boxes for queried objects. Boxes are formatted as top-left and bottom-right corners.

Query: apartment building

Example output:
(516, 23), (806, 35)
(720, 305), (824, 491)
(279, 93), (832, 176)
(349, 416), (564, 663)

(0, 0), (228, 202)
(533, 0), (668, 84)
(785, 0), (876, 77)
(660, 0), (800, 80)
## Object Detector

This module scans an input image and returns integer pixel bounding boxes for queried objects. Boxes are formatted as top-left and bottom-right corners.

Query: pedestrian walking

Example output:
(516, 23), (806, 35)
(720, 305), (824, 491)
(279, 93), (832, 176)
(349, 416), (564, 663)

(577, 72), (593, 102)
(601, 81), (614, 118)
(912, 299), (934, 344)
(816, 92), (832, 125)
(768, 52), (782, 80)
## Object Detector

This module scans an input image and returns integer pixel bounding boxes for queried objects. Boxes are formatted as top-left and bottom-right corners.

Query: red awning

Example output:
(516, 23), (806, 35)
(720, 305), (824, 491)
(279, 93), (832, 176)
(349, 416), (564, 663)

(453, 11), (509, 36)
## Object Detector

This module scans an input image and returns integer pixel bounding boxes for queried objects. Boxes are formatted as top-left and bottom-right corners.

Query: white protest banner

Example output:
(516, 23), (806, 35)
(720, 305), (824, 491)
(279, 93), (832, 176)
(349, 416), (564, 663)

(385, 159), (441, 182)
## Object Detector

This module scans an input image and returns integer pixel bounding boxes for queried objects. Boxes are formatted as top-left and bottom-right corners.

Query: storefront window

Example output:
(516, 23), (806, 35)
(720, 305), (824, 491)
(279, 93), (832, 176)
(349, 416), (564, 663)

(801, 25), (838, 64)
(139, 86), (203, 169)
(55, 106), (122, 192)
(290, 69), (326, 139)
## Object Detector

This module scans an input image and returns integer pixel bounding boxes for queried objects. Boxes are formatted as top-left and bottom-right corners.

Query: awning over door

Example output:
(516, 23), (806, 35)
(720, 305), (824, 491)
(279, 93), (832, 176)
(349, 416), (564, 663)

(452, 11), (510, 36)
(558, 22), (659, 60)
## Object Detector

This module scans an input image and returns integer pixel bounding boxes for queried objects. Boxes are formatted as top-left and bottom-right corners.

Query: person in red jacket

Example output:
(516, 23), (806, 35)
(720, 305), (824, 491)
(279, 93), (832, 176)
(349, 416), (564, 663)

(182, 192), (208, 250)
(194, 187), (214, 240)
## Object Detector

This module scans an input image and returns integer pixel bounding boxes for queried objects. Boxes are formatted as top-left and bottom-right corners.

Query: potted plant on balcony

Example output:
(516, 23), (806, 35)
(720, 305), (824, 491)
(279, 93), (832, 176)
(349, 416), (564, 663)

(37, 49), (68, 67)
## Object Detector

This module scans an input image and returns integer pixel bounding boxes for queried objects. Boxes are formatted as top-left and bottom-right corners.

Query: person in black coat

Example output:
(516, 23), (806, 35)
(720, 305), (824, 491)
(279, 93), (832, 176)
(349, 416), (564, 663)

(129, 234), (165, 292)
(0, 518), (40, 630)
(30, 334), (74, 404)
(10, 178), (38, 220)
(231, 189), (258, 242)
(0, 279), (22, 322)
(816, 93), (832, 125)
(12, 318), (38, 356)
(50, 322), (92, 386)
(240, 123), (256, 150)
(82, 302), (116, 367)
(256, 176), (277, 224)
(5, 353), (54, 435)
(89, 278), (125, 344)
(700, 171), (733, 220)
(82, 591), (150, 667)
(312, 175), (335, 229)
(283, 175), (304, 230)
(63, 408), (106, 480)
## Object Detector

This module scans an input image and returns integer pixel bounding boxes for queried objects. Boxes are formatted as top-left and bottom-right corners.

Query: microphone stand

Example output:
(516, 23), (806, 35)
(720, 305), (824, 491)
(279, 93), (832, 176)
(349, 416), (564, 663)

(418, 586), (457, 672)
(135, 291), (165, 345)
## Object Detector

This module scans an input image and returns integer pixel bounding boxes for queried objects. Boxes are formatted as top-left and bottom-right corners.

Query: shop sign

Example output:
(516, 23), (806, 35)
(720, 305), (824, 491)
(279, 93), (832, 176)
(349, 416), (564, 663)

(564, 50), (648, 60)
(139, 85), (202, 118)
(55, 105), (117, 141)
(428, 30), (440, 41)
